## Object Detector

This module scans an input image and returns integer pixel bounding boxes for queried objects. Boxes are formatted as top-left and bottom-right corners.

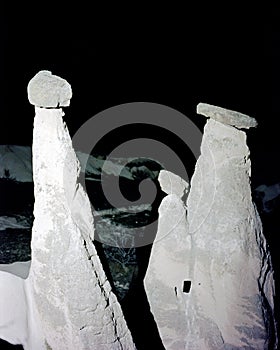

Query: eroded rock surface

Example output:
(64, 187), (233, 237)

(144, 170), (190, 349)
(28, 72), (135, 349)
(27, 70), (72, 107)
(144, 105), (277, 349)
(184, 107), (277, 349)
(197, 102), (258, 129)
(0, 71), (136, 350)
(158, 169), (189, 198)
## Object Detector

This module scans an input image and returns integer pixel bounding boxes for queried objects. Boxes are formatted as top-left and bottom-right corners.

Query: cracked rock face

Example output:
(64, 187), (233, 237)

(27, 72), (135, 349)
(185, 114), (277, 349)
(144, 170), (190, 349)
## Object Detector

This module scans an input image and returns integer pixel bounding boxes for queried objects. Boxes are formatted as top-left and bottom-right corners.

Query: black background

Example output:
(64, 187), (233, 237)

(2, 9), (279, 187)
(1, 9), (279, 151)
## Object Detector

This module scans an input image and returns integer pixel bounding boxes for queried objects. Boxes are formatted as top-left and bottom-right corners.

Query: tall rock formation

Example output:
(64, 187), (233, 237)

(144, 103), (278, 349)
(144, 170), (190, 349)
(0, 71), (136, 349)
(27, 71), (136, 349)
(184, 104), (277, 349)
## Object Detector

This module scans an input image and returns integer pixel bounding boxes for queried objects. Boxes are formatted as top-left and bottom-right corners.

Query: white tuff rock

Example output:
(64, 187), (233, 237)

(27, 70), (72, 107)
(144, 170), (190, 349)
(184, 104), (277, 349)
(158, 169), (189, 198)
(144, 103), (277, 349)
(197, 102), (258, 129)
(0, 71), (136, 349)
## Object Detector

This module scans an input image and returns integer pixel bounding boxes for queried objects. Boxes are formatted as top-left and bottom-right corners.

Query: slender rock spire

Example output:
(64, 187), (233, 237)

(0, 71), (136, 349)
(144, 170), (190, 349)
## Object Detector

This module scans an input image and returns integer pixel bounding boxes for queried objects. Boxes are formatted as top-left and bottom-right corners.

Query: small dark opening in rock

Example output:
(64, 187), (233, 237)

(183, 280), (191, 293)
(0, 338), (23, 349)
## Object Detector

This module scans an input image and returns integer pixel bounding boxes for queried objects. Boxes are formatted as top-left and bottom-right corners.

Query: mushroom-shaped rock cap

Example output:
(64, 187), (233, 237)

(197, 103), (257, 129)
(27, 70), (72, 108)
(158, 170), (189, 198)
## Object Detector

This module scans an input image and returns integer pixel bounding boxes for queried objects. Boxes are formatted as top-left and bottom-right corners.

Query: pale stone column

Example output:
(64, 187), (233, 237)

(26, 71), (136, 350)
(145, 104), (277, 350)
(144, 170), (190, 349)
(184, 103), (277, 349)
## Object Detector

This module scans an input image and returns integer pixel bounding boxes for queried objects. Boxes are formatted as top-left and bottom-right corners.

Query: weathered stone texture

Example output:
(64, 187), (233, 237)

(145, 106), (277, 349)
(28, 105), (135, 349)
(27, 70), (72, 107)
(197, 102), (258, 129)
(184, 117), (277, 349)
(144, 170), (190, 349)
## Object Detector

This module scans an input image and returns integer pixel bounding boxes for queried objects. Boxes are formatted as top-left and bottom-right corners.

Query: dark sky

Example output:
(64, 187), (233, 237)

(1, 10), (279, 185)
